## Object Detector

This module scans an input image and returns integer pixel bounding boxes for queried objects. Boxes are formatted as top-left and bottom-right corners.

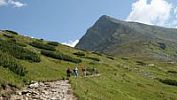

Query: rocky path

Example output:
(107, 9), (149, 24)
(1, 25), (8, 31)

(9, 80), (77, 100)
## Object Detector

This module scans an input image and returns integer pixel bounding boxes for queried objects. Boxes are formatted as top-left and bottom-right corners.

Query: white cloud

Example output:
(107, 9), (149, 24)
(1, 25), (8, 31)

(174, 7), (177, 28)
(0, 0), (26, 7)
(0, 0), (7, 6)
(8, 0), (26, 8)
(174, 7), (177, 15)
(62, 39), (79, 47)
(127, 0), (172, 26)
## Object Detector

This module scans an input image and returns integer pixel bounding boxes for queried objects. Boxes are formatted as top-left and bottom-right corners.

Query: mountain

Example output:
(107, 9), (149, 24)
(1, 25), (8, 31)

(76, 15), (177, 60)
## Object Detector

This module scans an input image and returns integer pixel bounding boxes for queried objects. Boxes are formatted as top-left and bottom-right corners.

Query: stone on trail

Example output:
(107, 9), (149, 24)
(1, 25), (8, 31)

(29, 82), (39, 89)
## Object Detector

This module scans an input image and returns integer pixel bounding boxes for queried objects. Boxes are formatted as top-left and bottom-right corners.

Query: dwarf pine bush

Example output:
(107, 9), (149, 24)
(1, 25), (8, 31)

(3, 30), (19, 35)
(159, 79), (177, 86)
(0, 51), (27, 76)
(84, 56), (100, 61)
(30, 41), (56, 51)
(47, 41), (59, 46)
(73, 52), (86, 57)
(0, 39), (40, 62)
(41, 50), (82, 63)
(3, 34), (14, 38)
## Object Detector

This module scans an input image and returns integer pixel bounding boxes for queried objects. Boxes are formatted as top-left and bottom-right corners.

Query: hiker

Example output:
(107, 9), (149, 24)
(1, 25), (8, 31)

(73, 67), (79, 77)
(66, 67), (72, 79)
(92, 67), (97, 75)
(81, 67), (87, 77)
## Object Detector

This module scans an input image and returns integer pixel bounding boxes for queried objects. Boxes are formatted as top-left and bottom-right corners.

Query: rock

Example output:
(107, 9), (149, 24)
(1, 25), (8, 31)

(51, 97), (57, 100)
(147, 64), (155, 67)
(14, 91), (21, 95)
(29, 82), (39, 89)
(31, 91), (39, 95)
(39, 82), (45, 87)
(21, 90), (31, 95)
(168, 62), (175, 64)
(0, 96), (3, 100)
(31, 96), (40, 99)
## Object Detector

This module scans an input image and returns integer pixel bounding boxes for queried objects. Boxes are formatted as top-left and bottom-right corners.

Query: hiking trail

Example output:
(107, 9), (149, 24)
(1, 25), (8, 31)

(9, 80), (77, 100)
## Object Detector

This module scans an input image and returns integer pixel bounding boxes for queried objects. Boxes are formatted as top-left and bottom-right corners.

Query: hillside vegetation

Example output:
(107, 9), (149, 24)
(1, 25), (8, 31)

(0, 30), (177, 100)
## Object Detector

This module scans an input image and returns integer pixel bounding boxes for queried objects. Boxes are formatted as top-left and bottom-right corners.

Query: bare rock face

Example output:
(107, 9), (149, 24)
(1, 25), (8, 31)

(76, 15), (177, 60)
(10, 80), (77, 100)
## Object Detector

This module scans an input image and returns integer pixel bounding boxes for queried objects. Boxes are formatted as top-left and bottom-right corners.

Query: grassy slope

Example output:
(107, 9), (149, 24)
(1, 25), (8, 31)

(0, 31), (177, 100)
(71, 59), (177, 100)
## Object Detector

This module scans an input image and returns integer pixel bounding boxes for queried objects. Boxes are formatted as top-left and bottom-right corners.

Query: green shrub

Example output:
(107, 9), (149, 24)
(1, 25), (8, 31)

(89, 62), (96, 65)
(158, 43), (166, 50)
(73, 52), (85, 57)
(40, 39), (44, 41)
(92, 51), (102, 56)
(121, 57), (129, 60)
(136, 61), (146, 66)
(0, 51), (27, 76)
(106, 56), (114, 60)
(3, 34), (14, 38)
(159, 79), (177, 86)
(8, 38), (27, 47)
(30, 41), (56, 51)
(16, 42), (27, 47)
(0, 39), (40, 62)
(41, 50), (82, 63)
(168, 71), (177, 74)
(47, 41), (59, 46)
(84, 56), (100, 61)
(3, 30), (18, 35)
(9, 38), (17, 42)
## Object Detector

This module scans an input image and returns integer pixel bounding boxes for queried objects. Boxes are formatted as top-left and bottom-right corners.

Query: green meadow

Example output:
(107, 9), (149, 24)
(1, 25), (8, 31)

(0, 30), (177, 100)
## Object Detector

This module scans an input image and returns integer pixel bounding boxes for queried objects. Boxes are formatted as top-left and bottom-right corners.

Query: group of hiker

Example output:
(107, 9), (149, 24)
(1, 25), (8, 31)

(66, 66), (97, 78)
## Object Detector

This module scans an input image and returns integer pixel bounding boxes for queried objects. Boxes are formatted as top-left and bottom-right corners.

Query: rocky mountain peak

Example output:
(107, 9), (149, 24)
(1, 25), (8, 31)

(76, 15), (177, 60)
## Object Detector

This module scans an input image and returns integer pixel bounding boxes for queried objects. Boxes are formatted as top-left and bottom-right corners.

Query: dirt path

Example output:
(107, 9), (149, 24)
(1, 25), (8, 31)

(9, 80), (77, 100)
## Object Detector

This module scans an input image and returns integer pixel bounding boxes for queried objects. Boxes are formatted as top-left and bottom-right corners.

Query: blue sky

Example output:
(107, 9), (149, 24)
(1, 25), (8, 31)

(0, 0), (177, 47)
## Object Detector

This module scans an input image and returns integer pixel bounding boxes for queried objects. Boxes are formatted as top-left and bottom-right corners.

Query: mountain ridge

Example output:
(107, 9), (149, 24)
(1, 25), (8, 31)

(76, 15), (177, 60)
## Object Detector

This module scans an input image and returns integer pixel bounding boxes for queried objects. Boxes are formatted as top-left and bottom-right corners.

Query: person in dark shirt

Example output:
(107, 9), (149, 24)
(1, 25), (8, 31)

(66, 67), (72, 79)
